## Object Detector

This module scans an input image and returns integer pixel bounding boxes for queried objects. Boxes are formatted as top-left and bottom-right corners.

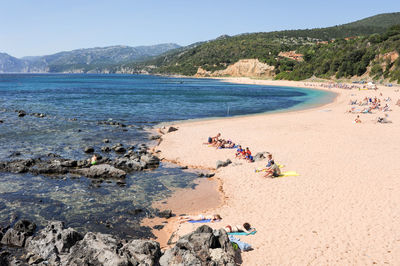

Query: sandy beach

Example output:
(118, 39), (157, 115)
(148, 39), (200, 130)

(153, 78), (400, 265)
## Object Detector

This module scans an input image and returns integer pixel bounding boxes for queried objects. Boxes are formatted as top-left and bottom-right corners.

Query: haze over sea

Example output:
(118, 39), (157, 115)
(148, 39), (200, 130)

(0, 74), (332, 238)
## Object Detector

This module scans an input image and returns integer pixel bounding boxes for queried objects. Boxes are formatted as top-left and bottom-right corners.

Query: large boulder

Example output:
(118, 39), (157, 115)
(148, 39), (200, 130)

(13, 220), (36, 235)
(113, 158), (144, 171)
(25, 221), (83, 265)
(160, 225), (235, 265)
(216, 159), (232, 169)
(1, 228), (29, 247)
(73, 164), (126, 179)
(140, 154), (160, 169)
(63, 232), (161, 266)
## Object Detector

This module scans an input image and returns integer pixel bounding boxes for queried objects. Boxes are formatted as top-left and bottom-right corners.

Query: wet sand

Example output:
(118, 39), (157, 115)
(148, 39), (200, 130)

(152, 78), (400, 265)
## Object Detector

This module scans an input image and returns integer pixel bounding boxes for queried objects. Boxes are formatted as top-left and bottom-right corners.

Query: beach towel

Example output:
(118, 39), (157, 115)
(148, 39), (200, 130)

(227, 229), (257, 236)
(188, 219), (220, 223)
(228, 235), (252, 251)
(279, 171), (299, 177)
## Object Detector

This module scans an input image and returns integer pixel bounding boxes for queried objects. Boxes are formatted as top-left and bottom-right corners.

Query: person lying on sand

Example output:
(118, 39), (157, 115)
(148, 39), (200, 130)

(179, 214), (222, 223)
(354, 115), (362, 124)
(224, 222), (255, 234)
(377, 114), (392, 124)
(263, 160), (281, 178)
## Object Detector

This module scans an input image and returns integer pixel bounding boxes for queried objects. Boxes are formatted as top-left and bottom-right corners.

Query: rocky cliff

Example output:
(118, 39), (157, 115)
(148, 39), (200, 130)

(195, 59), (275, 78)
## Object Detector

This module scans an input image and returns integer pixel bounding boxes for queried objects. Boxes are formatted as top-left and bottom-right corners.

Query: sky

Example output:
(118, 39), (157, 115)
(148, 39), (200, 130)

(0, 0), (399, 58)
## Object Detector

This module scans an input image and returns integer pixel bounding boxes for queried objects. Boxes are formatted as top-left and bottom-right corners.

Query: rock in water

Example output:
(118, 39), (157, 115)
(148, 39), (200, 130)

(74, 164), (127, 179)
(84, 147), (94, 153)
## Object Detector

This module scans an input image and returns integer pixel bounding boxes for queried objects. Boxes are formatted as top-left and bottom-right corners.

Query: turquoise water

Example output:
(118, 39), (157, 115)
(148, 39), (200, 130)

(0, 74), (333, 238)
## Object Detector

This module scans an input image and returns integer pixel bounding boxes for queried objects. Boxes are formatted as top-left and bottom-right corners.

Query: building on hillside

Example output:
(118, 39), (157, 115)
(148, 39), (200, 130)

(278, 51), (304, 62)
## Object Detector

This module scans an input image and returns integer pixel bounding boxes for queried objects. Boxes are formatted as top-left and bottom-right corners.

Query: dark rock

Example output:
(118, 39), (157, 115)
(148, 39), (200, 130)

(17, 110), (26, 117)
(13, 220), (36, 236)
(77, 159), (90, 168)
(114, 146), (126, 153)
(205, 173), (215, 178)
(153, 225), (164, 230)
(26, 221), (83, 264)
(180, 166), (188, 170)
(198, 173), (205, 177)
(73, 164), (127, 179)
(1, 228), (29, 247)
(0, 251), (11, 266)
(167, 126), (178, 133)
(140, 154), (160, 169)
(113, 158), (143, 171)
(60, 160), (77, 167)
(216, 159), (232, 169)
(160, 226), (235, 265)
(149, 135), (161, 140)
(47, 153), (61, 158)
(128, 208), (144, 216)
(9, 151), (21, 157)
(158, 210), (172, 219)
(64, 232), (161, 266)
(0, 120), (3, 123)
(254, 152), (269, 162)
(101, 146), (111, 153)
(103, 139), (110, 143)
(84, 147), (94, 153)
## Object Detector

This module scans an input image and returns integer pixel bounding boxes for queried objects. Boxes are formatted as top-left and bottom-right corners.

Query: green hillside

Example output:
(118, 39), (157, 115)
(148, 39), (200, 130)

(130, 12), (400, 82)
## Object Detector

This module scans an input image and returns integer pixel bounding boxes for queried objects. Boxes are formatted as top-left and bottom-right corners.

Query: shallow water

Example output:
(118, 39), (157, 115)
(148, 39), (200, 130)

(0, 74), (332, 238)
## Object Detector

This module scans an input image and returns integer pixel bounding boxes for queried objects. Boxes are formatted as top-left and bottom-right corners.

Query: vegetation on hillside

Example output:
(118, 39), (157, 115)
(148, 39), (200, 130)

(134, 12), (400, 83)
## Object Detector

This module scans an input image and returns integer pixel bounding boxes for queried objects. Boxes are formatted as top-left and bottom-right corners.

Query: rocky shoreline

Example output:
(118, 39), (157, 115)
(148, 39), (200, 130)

(0, 219), (236, 265)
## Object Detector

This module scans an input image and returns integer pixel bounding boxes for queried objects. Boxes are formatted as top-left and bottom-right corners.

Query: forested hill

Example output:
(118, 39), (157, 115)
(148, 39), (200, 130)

(126, 12), (400, 83)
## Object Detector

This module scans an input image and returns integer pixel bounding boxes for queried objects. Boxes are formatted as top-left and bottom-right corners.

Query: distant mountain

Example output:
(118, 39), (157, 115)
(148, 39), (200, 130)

(0, 43), (181, 73)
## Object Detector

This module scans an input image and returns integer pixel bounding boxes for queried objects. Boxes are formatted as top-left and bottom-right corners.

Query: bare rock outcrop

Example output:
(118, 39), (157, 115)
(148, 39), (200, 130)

(196, 59), (275, 78)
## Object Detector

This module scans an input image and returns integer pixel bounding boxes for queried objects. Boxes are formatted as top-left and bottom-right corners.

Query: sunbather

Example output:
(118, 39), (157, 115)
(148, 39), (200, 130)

(377, 114), (392, 123)
(224, 222), (255, 234)
(354, 115), (361, 123)
(179, 214), (222, 223)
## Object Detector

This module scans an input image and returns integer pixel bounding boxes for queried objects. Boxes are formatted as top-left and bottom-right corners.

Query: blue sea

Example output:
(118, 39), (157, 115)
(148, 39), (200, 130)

(0, 74), (333, 238)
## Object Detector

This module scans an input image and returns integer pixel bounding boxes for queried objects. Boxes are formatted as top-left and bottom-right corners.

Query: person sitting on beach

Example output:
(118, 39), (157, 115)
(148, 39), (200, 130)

(263, 160), (281, 178)
(354, 115), (362, 123)
(205, 133), (221, 145)
(179, 214), (222, 223)
(244, 147), (253, 162)
(224, 222), (255, 234)
(235, 145), (243, 158)
(90, 155), (97, 165)
(266, 153), (273, 167)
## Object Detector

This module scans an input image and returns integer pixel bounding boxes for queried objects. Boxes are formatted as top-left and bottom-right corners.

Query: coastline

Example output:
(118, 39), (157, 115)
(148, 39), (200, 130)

(150, 78), (400, 265)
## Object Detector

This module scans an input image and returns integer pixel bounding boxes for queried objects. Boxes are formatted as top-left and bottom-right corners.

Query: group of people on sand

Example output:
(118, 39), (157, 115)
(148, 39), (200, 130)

(304, 82), (362, 90)
(349, 93), (397, 124)
(235, 145), (253, 162)
(179, 214), (255, 234)
(206, 133), (236, 149)
(206, 133), (254, 162)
